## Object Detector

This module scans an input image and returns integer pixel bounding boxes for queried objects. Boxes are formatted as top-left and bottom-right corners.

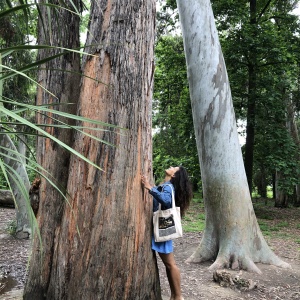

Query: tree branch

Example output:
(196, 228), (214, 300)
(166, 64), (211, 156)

(257, 0), (273, 22)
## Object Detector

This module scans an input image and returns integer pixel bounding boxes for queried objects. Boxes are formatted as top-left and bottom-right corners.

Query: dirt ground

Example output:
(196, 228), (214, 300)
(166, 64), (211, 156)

(0, 205), (300, 300)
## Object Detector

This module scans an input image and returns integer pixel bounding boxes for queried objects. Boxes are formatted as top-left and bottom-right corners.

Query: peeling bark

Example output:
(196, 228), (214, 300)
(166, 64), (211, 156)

(24, 0), (81, 298)
(26, 0), (159, 299)
(177, 0), (290, 273)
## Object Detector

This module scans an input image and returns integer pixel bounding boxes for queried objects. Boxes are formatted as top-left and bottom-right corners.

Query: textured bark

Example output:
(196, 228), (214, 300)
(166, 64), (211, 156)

(177, 0), (290, 273)
(26, 0), (159, 299)
(0, 133), (31, 238)
(24, 0), (81, 298)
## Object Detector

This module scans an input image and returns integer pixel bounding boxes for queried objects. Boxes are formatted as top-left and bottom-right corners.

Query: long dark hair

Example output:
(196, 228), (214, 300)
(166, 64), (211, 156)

(170, 166), (193, 216)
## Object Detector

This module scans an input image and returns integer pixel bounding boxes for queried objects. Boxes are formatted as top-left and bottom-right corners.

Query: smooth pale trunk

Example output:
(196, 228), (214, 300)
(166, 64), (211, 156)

(0, 56), (31, 238)
(0, 133), (31, 238)
(177, 0), (290, 272)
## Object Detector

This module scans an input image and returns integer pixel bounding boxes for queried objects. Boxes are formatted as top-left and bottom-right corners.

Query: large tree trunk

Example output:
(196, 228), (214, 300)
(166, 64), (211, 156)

(24, 0), (81, 298)
(26, 0), (160, 299)
(0, 133), (31, 239)
(177, 0), (290, 273)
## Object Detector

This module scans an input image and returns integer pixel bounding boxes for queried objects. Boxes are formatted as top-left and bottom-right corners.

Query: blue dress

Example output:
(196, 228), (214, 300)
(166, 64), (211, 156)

(149, 182), (174, 254)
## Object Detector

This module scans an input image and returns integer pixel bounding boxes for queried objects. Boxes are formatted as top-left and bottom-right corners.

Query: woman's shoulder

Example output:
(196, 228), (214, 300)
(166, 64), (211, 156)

(160, 182), (174, 191)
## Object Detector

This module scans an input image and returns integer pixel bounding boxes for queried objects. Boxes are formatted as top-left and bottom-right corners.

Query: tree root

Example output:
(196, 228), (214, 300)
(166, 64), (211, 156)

(186, 237), (291, 274)
(208, 256), (262, 274)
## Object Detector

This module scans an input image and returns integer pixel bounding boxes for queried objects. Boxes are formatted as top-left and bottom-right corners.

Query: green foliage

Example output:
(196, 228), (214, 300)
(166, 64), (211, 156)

(214, 0), (300, 200)
(156, 1), (300, 200)
(153, 35), (201, 189)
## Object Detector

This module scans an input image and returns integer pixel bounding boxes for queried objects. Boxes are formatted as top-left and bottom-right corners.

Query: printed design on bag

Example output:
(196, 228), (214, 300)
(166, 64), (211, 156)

(158, 214), (176, 237)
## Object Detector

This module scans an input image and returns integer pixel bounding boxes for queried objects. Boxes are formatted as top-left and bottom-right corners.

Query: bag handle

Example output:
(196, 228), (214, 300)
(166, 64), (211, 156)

(158, 184), (175, 210)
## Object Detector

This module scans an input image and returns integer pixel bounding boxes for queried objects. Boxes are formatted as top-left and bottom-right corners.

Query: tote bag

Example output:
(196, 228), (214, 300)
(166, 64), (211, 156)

(153, 184), (183, 242)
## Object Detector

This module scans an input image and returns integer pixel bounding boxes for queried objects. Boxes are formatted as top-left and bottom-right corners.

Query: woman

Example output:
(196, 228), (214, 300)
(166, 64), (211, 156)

(141, 166), (193, 300)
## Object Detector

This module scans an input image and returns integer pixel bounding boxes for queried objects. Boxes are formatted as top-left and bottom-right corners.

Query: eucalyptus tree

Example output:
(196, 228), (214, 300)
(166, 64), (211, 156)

(24, 0), (160, 298)
(160, 0), (300, 202)
(176, 0), (290, 272)
(214, 0), (300, 200)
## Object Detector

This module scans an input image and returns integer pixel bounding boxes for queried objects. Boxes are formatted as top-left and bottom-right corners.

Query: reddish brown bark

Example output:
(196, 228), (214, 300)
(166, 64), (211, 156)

(24, 0), (81, 298)
(45, 0), (159, 298)
(25, 0), (160, 299)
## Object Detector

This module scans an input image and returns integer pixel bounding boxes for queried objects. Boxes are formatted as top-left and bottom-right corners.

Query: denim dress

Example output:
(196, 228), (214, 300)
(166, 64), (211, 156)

(149, 182), (174, 254)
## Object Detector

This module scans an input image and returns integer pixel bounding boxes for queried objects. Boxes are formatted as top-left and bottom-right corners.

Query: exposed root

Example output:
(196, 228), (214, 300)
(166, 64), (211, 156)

(186, 231), (217, 264)
(207, 254), (262, 273)
(242, 257), (262, 274)
(268, 256), (291, 270)
(185, 254), (206, 264)
(207, 257), (227, 271)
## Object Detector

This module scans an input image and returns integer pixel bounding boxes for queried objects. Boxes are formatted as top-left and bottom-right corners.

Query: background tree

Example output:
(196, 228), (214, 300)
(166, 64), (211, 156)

(177, 0), (290, 273)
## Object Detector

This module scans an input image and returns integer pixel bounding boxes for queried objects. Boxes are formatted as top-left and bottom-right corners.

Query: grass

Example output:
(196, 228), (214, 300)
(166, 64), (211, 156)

(182, 194), (300, 242)
(182, 193), (205, 232)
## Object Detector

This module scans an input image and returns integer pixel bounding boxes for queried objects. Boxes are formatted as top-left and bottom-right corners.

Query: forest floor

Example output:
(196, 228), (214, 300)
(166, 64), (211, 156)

(0, 199), (300, 300)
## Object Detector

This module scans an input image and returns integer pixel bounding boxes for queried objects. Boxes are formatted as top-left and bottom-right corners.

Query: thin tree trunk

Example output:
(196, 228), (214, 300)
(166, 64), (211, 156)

(17, 134), (26, 164)
(274, 170), (288, 208)
(0, 133), (31, 238)
(244, 0), (257, 195)
(177, 0), (290, 273)
(24, 0), (81, 298)
(255, 166), (267, 198)
(286, 98), (300, 207)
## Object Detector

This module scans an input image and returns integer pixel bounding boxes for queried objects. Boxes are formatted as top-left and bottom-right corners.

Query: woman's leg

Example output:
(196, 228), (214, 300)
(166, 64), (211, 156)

(158, 252), (183, 300)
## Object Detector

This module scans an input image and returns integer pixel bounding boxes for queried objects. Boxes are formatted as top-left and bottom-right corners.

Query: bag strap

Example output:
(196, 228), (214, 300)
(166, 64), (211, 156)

(158, 184), (175, 210)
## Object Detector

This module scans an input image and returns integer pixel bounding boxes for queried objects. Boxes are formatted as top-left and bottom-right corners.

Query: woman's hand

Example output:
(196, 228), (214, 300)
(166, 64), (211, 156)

(141, 175), (152, 190)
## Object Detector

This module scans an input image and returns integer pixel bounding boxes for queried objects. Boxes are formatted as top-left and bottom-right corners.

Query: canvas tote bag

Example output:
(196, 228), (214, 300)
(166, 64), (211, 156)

(153, 184), (183, 242)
